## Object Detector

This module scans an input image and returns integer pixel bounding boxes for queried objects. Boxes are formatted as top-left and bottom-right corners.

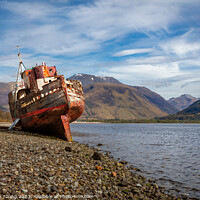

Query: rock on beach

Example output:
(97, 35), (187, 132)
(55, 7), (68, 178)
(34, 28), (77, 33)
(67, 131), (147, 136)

(0, 128), (183, 199)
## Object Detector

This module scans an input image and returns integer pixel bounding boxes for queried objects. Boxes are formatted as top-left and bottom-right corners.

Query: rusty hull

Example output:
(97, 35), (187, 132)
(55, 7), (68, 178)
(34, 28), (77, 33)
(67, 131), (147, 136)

(8, 76), (85, 141)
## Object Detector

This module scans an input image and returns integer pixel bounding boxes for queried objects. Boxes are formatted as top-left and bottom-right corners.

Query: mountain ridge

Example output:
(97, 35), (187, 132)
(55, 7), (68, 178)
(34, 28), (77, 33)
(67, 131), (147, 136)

(168, 94), (200, 111)
(69, 74), (178, 119)
(0, 82), (10, 108)
(69, 73), (123, 87)
(160, 100), (200, 121)
(81, 83), (177, 120)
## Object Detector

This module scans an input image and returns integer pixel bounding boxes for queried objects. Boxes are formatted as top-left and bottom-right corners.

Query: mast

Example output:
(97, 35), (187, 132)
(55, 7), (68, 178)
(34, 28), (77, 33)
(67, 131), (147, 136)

(14, 46), (26, 100)
(14, 46), (26, 118)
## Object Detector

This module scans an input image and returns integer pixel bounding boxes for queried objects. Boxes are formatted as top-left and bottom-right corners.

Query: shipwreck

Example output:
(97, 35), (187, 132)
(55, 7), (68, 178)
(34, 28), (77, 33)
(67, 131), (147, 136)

(8, 52), (85, 141)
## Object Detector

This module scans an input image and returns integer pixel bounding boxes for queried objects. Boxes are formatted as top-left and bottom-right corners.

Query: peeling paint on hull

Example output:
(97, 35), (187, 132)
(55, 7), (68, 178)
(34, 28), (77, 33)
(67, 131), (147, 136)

(8, 76), (85, 140)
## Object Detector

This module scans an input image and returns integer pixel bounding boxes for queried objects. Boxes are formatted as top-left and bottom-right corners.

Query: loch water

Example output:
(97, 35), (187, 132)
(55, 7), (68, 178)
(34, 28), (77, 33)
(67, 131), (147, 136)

(71, 123), (200, 199)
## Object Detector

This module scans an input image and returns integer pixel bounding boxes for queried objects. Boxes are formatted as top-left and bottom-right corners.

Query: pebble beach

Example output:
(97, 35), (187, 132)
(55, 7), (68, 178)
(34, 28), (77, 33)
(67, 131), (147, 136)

(0, 126), (188, 200)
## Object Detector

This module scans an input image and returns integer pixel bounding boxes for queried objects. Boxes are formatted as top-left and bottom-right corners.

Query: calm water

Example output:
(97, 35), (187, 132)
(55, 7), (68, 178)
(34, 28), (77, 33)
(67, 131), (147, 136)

(70, 123), (200, 199)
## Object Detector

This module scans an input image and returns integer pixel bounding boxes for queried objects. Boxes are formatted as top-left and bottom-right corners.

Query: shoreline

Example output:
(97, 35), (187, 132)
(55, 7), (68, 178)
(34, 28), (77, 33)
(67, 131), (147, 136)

(73, 120), (200, 124)
(1, 121), (200, 127)
(72, 121), (104, 124)
(0, 128), (193, 199)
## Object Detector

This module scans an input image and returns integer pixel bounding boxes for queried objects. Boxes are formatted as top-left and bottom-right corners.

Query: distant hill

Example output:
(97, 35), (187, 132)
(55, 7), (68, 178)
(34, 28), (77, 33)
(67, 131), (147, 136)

(0, 82), (10, 108)
(160, 100), (200, 121)
(131, 86), (177, 115)
(0, 82), (11, 121)
(0, 109), (12, 122)
(81, 83), (177, 120)
(69, 73), (177, 120)
(69, 73), (123, 87)
(168, 94), (200, 111)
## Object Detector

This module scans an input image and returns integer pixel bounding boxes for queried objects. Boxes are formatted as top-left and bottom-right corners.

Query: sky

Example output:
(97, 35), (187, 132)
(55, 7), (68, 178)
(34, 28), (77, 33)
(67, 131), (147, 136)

(0, 0), (200, 99)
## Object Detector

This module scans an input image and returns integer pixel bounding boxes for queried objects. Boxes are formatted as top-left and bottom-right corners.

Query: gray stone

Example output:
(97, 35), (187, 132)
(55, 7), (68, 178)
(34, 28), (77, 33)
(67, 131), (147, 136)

(92, 152), (101, 160)
(21, 189), (28, 193)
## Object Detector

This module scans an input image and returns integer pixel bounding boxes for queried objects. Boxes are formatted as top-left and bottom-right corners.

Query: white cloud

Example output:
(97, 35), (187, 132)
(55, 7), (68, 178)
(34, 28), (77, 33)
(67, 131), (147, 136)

(68, 0), (180, 41)
(107, 62), (180, 81)
(1, 1), (57, 20)
(1, 0), (200, 98)
(96, 52), (200, 99)
(1, 0), (199, 57)
(100, 64), (200, 99)
(0, 53), (64, 73)
(127, 56), (178, 65)
(114, 48), (153, 57)
(159, 30), (200, 57)
(0, 0), (186, 55)
(51, 0), (69, 3)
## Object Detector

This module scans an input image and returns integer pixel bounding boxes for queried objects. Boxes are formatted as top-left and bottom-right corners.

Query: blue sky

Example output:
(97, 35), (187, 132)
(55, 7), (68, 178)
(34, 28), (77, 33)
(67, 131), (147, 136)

(0, 0), (200, 99)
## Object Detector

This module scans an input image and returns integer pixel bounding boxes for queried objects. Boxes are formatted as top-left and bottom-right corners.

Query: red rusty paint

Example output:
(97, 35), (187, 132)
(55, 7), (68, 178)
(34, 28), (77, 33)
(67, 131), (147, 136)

(60, 75), (70, 105)
(61, 115), (72, 142)
(19, 104), (66, 119)
(8, 65), (85, 141)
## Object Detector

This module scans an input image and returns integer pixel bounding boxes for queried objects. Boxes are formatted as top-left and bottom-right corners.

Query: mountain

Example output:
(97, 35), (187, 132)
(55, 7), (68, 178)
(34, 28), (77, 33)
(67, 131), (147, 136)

(69, 73), (177, 120)
(0, 109), (12, 122)
(81, 83), (177, 120)
(69, 73), (123, 87)
(130, 86), (177, 115)
(0, 83), (12, 121)
(160, 100), (200, 121)
(168, 94), (200, 111)
(0, 82), (10, 108)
